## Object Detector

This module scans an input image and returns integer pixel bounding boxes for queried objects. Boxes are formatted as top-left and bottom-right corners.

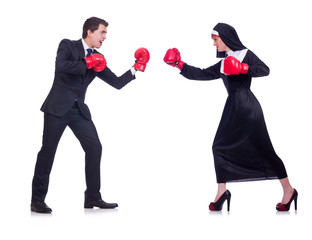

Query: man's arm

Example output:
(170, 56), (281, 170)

(55, 39), (87, 75)
(96, 67), (136, 90)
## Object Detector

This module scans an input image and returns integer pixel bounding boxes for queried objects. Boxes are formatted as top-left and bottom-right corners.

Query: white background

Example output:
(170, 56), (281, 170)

(0, 0), (311, 239)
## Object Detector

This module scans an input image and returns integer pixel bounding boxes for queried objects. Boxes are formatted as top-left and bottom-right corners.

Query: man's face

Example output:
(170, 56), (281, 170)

(88, 24), (107, 49)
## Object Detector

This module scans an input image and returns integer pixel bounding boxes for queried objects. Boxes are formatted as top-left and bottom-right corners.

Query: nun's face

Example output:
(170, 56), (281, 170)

(212, 36), (231, 52)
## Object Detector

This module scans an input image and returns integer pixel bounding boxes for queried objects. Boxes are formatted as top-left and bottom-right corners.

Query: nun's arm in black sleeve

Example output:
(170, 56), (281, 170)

(180, 62), (222, 81)
(245, 51), (270, 77)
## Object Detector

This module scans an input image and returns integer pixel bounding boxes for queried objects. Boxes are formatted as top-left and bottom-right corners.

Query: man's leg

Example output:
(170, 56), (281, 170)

(69, 115), (102, 201)
(31, 113), (68, 202)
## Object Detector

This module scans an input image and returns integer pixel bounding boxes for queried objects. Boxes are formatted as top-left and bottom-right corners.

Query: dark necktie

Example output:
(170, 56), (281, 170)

(86, 48), (93, 57)
(84, 49), (93, 78)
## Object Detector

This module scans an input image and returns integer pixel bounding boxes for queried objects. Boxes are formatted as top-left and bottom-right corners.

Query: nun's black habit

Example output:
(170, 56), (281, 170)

(180, 23), (287, 183)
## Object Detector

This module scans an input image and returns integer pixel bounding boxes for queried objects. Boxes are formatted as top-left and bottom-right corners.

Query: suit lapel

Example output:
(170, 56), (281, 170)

(76, 39), (85, 60)
(76, 39), (91, 80)
(76, 39), (98, 81)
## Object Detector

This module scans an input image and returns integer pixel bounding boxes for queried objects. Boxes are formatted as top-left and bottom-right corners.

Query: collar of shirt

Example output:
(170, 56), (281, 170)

(81, 38), (94, 56)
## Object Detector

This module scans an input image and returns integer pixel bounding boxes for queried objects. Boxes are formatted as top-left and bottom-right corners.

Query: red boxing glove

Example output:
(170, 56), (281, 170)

(84, 53), (106, 69)
(93, 58), (107, 72)
(223, 56), (249, 75)
(133, 48), (150, 72)
(163, 48), (185, 70)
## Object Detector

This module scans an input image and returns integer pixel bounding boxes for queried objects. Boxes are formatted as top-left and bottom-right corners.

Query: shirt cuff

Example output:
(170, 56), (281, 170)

(130, 66), (137, 76)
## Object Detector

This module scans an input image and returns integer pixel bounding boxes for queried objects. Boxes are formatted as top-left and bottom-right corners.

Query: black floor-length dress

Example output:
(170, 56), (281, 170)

(180, 50), (288, 183)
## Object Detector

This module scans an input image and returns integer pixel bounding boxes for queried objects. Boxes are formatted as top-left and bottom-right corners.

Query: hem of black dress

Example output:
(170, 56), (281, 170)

(217, 176), (279, 183)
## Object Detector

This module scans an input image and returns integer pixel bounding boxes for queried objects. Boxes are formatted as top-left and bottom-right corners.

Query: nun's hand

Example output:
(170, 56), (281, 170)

(163, 48), (185, 70)
(224, 56), (249, 75)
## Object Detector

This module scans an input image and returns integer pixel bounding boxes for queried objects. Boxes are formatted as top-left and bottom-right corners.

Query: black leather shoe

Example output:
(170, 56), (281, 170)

(84, 199), (118, 209)
(31, 201), (52, 213)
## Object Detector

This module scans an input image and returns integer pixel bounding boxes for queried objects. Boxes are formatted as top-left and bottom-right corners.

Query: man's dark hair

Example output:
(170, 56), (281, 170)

(82, 17), (109, 39)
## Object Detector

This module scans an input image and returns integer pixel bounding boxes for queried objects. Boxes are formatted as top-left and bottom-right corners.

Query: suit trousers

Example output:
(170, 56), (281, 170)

(31, 102), (102, 202)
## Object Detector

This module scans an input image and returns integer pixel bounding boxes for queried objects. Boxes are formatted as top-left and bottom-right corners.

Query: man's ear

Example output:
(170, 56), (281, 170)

(87, 29), (93, 37)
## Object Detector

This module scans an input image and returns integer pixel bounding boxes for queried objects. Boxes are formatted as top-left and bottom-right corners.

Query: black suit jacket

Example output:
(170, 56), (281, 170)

(41, 39), (135, 120)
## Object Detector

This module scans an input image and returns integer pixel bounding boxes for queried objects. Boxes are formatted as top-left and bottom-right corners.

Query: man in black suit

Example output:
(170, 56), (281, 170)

(31, 17), (150, 213)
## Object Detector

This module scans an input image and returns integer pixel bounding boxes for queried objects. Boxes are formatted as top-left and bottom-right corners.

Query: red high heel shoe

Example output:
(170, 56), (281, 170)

(276, 189), (298, 211)
(209, 190), (231, 211)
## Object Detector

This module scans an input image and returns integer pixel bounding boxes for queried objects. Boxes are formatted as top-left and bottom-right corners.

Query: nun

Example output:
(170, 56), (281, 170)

(163, 23), (297, 211)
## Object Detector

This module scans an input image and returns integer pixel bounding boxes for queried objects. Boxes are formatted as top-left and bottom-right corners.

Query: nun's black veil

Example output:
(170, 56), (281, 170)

(212, 23), (246, 58)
